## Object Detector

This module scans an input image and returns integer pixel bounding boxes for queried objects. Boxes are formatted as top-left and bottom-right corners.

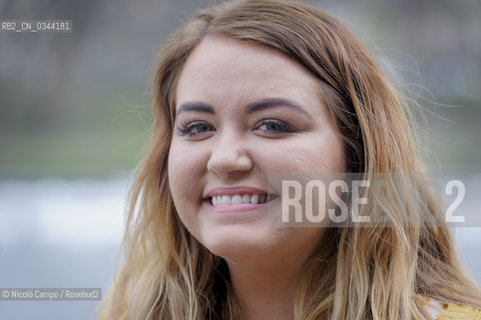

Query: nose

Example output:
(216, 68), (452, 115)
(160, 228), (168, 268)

(207, 132), (253, 177)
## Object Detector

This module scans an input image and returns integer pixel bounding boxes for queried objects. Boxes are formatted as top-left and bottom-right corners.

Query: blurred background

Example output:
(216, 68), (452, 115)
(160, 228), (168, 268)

(0, 0), (480, 319)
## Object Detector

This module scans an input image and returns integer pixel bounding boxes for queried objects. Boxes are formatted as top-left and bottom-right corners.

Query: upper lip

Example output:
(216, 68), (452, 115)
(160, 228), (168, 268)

(203, 186), (271, 199)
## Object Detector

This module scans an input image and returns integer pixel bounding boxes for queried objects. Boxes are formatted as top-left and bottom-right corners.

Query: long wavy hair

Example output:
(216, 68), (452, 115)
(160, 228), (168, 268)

(101, 0), (481, 319)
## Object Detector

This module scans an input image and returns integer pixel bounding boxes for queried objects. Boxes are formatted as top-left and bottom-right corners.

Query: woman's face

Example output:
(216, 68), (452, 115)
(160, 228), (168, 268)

(168, 37), (345, 263)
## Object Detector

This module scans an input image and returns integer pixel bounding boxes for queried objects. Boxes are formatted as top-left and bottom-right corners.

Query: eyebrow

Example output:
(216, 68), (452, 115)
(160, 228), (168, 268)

(176, 102), (215, 117)
(175, 98), (310, 117)
(245, 98), (309, 116)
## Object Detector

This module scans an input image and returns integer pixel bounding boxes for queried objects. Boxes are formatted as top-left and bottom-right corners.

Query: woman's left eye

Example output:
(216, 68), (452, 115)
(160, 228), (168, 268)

(255, 120), (299, 134)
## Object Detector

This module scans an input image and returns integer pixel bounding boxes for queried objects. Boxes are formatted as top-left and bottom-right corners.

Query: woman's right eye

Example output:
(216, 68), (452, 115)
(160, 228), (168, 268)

(176, 121), (215, 139)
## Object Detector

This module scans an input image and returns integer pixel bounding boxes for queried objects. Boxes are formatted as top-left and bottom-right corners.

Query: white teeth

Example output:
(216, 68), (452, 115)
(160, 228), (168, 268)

(210, 193), (274, 206)
(232, 195), (242, 204)
(221, 195), (231, 204)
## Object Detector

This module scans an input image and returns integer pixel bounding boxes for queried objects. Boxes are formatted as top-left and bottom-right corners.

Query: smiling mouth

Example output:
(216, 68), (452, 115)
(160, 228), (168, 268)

(207, 194), (278, 206)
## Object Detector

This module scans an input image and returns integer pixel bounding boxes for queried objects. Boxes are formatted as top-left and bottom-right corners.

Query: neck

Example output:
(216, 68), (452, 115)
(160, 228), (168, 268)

(226, 248), (313, 320)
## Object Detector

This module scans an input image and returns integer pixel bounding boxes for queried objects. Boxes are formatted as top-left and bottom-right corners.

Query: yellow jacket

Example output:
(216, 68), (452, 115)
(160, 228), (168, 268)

(436, 303), (481, 319)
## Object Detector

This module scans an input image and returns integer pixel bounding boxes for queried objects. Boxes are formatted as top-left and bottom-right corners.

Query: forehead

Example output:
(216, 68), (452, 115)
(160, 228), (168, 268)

(175, 36), (324, 113)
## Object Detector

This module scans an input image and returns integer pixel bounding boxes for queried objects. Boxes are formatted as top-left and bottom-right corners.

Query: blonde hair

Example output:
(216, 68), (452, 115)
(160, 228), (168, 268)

(101, 0), (481, 319)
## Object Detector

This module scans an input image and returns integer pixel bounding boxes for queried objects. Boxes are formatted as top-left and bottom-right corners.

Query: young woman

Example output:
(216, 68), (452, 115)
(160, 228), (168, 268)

(101, 0), (481, 319)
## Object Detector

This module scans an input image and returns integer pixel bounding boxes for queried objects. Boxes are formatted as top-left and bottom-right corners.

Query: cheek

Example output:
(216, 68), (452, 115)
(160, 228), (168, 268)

(309, 134), (345, 172)
(167, 142), (206, 208)
(250, 133), (345, 173)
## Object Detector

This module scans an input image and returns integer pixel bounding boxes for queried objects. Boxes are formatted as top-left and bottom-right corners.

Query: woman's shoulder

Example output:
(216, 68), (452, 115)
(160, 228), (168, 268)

(427, 298), (481, 320)
(436, 303), (481, 320)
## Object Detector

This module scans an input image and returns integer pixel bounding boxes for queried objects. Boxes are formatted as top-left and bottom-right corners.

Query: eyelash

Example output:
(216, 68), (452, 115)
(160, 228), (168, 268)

(255, 120), (299, 134)
(177, 121), (215, 138)
(176, 119), (299, 138)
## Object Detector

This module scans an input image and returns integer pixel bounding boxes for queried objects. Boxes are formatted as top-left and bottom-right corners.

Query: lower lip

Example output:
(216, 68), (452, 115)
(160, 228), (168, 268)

(203, 198), (272, 213)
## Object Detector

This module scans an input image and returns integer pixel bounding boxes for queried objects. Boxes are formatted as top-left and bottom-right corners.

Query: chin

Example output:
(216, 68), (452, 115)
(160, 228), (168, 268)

(199, 227), (277, 261)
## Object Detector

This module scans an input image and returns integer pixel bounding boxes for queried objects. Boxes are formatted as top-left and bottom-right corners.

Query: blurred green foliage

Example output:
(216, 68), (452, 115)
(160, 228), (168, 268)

(0, 86), (152, 179)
